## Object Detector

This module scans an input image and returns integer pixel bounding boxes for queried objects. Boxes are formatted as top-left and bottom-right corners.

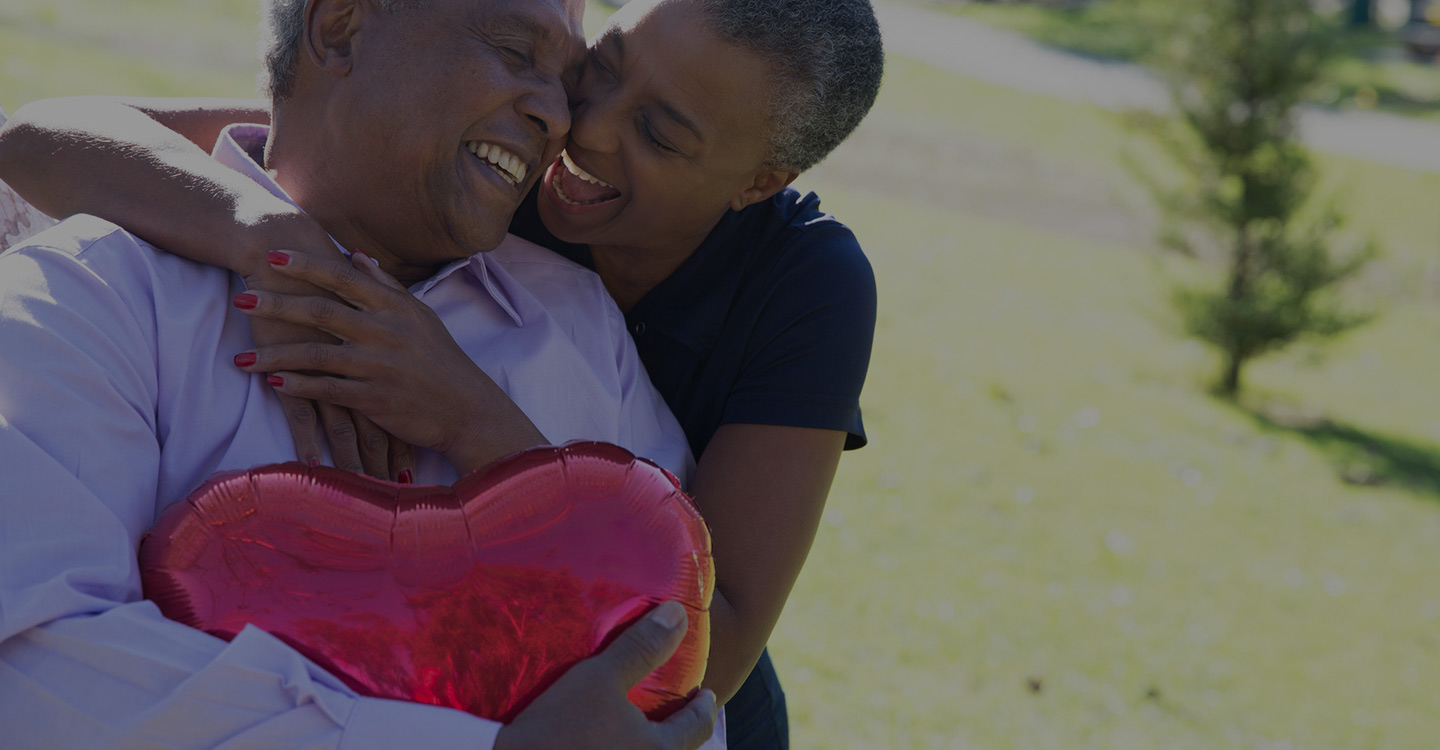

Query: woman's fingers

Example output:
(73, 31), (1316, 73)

(245, 348), (402, 481)
(266, 371), (369, 416)
(347, 251), (411, 293)
(265, 249), (407, 309)
(233, 289), (366, 342)
(236, 341), (364, 378)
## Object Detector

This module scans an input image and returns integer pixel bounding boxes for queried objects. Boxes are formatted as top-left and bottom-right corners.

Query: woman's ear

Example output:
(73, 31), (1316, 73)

(730, 169), (800, 212)
(304, 0), (365, 78)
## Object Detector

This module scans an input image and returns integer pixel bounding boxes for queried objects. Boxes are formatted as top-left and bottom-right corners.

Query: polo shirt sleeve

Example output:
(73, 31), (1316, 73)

(0, 233), (502, 750)
(720, 227), (877, 449)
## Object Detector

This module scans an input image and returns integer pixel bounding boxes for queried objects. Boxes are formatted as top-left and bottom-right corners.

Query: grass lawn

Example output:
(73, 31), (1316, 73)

(4, 3), (1440, 748)
(941, 0), (1440, 121)
(788, 56), (1440, 749)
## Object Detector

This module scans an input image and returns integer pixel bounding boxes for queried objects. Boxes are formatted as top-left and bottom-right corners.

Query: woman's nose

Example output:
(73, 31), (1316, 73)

(568, 89), (622, 155)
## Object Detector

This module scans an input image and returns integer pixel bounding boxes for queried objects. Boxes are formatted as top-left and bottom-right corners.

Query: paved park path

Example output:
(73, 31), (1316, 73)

(875, 1), (1440, 174)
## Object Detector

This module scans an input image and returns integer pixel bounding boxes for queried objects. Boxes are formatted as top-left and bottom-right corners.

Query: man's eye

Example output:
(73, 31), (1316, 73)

(496, 41), (533, 67)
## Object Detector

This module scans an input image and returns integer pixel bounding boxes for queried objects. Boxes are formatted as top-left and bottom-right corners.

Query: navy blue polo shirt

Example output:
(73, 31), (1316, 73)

(510, 186), (875, 459)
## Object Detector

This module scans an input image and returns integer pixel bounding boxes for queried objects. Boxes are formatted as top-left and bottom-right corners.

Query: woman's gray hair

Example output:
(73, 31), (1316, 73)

(699, 0), (884, 172)
(260, 0), (421, 101)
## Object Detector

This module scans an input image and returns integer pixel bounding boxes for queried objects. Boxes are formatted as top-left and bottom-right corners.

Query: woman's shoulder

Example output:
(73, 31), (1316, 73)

(747, 188), (862, 251)
(737, 188), (875, 305)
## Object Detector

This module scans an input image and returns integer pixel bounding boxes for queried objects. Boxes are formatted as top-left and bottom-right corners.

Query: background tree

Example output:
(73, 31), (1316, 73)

(1134, 0), (1378, 398)
(1350, 0), (1372, 27)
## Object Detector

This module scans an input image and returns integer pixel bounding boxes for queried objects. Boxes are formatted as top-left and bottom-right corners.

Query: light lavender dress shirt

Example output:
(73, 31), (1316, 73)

(0, 124), (704, 748)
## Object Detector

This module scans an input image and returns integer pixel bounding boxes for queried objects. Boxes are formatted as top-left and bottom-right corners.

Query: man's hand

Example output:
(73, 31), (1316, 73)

(495, 601), (719, 750)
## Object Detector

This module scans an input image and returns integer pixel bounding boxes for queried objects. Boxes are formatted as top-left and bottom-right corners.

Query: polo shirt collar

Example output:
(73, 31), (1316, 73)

(211, 124), (525, 328)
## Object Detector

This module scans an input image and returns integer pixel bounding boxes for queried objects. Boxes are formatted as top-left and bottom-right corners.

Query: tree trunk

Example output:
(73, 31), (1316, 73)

(1218, 219), (1253, 399)
(1351, 0), (1372, 26)
(1219, 350), (1244, 398)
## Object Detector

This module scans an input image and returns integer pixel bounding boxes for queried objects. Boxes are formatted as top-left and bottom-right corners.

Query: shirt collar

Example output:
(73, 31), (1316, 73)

(210, 124), (524, 327)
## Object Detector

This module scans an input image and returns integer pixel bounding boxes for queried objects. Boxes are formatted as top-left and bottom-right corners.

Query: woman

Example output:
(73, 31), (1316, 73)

(0, 0), (883, 746)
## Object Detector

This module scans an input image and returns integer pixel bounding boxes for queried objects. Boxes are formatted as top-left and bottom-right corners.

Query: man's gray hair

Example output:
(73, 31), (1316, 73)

(260, 0), (422, 101)
(699, 0), (884, 172)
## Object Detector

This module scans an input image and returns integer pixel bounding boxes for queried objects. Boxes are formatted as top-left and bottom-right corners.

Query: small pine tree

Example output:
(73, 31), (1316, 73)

(1134, 0), (1377, 398)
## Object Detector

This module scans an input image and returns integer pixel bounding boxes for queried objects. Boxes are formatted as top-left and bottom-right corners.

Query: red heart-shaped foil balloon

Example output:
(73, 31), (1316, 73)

(139, 442), (713, 723)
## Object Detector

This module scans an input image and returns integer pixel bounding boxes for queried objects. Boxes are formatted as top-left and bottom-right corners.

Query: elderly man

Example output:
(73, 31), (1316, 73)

(0, 0), (718, 747)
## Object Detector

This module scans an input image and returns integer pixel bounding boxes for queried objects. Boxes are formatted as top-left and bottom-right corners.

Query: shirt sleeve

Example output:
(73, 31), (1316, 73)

(0, 238), (502, 750)
(720, 227), (878, 450)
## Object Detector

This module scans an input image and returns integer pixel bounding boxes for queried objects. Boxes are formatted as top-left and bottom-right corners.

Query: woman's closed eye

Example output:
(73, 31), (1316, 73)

(585, 48), (616, 80)
(639, 117), (678, 154)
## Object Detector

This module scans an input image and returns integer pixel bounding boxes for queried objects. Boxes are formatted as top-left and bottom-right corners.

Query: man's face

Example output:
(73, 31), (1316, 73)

(326, 0), (585, 268)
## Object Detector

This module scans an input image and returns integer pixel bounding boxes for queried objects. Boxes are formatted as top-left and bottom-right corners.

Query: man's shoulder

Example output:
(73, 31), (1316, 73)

(5, 214), (228, 279)
(1, 215), (152, 293)
(5, 214), (139, 257)
(9, 215), (159, 270)
(485, 233), (619, 321)
(1, 215), (235, 320)
(487, 232), (595, 276)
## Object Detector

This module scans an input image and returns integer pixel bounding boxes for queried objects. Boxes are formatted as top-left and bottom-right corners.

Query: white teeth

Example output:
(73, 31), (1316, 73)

(466, 141), (527, 186)
(561, 150), (613, 188)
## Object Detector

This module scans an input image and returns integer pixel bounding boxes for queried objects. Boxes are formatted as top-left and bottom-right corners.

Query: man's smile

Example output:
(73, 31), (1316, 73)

(466, 140), (530, 186)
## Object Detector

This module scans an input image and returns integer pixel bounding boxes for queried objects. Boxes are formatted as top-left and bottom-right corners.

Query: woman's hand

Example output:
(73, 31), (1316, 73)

(238, 213), (413, 482)
(231, 250), (549, 475)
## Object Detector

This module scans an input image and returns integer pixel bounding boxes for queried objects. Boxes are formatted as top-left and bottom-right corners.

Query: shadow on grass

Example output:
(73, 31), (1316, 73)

(1243, 409), (1440, 498)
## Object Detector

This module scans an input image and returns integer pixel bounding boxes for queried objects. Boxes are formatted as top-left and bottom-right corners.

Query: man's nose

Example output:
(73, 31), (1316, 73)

(518, 77), (572, 143)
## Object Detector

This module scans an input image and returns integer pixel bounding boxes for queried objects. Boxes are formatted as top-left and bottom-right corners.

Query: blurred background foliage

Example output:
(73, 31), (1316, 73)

(951, 0), (1440, 119)
(3, 0), (1440, 747)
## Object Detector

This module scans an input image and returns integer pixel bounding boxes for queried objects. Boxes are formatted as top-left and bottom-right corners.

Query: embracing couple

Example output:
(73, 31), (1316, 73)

(0, 0), (881, 747)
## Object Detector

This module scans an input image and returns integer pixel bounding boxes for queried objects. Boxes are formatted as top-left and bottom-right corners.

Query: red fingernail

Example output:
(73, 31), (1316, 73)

(398, 469), (414, 485)
(267, 250), (291, 267)
(309, 457), (322, 468)
(267, 375), (285, 387)
(233, 352), (257, 367)
(233, 293), (259, 310)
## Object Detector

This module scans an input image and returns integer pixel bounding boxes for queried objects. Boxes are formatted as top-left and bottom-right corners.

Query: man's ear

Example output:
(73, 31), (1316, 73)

(729, 169), (800, 212)
(304, 0), (365, 78)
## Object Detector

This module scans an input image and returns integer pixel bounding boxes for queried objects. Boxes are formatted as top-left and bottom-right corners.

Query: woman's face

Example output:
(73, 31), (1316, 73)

(535, 0), (788, 253)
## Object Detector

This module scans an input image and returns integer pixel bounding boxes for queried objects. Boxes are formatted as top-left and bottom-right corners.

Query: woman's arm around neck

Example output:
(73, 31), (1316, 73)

(0, 95), (330, 277)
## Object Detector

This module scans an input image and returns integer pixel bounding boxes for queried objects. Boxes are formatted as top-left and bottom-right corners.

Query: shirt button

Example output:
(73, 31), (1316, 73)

(632, 321), (647, 336)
